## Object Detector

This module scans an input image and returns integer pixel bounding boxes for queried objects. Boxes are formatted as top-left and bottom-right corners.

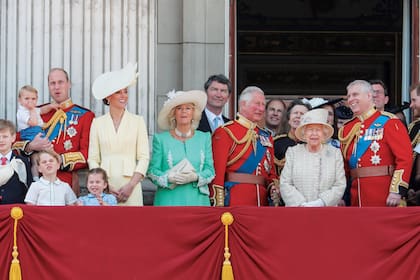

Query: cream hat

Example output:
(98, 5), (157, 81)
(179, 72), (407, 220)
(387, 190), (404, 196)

(295, 108), (334, 142)
(92, 62), (139, 100)
(157, 90), (207, 130)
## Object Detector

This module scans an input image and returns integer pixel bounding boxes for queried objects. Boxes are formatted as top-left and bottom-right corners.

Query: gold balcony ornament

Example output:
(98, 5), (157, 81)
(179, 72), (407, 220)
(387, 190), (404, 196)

(9, 207), (23, 280)
(221, 212), (234, 280)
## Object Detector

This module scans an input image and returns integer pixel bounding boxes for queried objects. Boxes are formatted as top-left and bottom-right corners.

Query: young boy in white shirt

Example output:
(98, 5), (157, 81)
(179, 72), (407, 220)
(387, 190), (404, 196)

(25, 150), (77, 206)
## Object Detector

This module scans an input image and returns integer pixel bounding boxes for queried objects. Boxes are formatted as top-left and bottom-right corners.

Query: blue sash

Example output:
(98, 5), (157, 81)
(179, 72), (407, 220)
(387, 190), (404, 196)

(224, 129), (269, 205)
(349, 115), (388, 169)
(46, 106), (88, 141)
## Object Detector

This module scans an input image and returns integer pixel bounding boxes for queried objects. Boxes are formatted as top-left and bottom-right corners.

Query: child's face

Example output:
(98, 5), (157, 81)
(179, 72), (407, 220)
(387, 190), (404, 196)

(0, 129), (16, 155)
(87, 173), (107, 195)
(19, 90), (38, 110)
(37, 153), (60, 177)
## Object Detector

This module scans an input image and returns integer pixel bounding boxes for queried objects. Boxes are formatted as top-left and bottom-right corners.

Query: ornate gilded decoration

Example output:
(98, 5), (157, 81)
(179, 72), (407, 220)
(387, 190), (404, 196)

(389, 169), (408, 193)
(62, 152), (85, 171)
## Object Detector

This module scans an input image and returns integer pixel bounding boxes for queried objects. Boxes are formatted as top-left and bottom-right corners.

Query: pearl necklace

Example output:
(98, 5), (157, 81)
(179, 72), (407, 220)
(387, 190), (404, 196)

(174, 128), (192, 138)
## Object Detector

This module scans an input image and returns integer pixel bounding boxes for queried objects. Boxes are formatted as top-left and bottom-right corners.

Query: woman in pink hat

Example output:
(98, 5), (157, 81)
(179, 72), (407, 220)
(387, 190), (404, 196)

(88, 63), (150, 206)
(280, 108), (346, 206)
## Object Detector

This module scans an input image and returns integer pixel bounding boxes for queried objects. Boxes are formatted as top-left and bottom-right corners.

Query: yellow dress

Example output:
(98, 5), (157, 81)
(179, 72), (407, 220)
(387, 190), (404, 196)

(88, 111), (150, 206)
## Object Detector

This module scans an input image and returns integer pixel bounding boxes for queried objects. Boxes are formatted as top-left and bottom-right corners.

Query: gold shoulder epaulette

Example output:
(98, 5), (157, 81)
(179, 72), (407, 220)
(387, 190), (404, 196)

(222, 125), (253, 145)
(273, 133), (287, 141)
(72, 103), (92, 112)
(380, 111), (397, 119)
(221, 120), (234, 128)
(408, 118), (420, 132)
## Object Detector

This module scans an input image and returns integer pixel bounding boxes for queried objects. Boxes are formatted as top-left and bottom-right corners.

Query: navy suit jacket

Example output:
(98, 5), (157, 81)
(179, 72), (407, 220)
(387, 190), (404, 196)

(0, 153), (32, 204)
(197, 111), (230, 133)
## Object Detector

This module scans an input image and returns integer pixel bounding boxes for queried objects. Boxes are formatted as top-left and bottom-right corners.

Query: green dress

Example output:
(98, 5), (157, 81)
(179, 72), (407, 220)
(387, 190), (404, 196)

(147, 130), (214, 206)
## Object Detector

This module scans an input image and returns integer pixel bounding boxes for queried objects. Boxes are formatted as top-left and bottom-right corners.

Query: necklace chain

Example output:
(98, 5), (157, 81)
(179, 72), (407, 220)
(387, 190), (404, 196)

(174, 128), (192, 138)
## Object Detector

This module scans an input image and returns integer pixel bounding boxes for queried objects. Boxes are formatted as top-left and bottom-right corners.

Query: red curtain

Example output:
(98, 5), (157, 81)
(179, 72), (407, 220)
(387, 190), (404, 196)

(0, 206), (419, 280)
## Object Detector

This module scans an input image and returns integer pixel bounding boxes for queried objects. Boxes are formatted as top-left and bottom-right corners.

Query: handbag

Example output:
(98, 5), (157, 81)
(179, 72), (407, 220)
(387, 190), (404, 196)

(167, 158), (196, 189)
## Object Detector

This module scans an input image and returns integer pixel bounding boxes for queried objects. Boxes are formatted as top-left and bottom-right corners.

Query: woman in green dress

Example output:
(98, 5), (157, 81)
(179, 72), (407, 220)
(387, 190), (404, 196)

(147, 90), (215, 206)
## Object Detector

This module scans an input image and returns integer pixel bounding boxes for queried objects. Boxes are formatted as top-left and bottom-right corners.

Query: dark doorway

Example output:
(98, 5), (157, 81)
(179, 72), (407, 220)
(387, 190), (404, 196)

(236, 0), (404, 104)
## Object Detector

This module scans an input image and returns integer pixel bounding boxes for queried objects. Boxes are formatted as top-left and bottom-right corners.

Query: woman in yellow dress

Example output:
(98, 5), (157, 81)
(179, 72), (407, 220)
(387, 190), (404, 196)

(88, 63), (149, 206)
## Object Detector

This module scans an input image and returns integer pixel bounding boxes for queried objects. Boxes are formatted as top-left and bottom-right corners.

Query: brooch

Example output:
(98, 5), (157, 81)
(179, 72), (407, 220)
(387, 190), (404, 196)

(369, 140), (381, 165)
(259, 135), (272, 147)
(63, 140), (73, 151)
(67, 127), (77, 138)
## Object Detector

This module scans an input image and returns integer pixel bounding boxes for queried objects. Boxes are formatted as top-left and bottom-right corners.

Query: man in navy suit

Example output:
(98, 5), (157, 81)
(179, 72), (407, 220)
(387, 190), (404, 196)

(197, 74), (232, 133)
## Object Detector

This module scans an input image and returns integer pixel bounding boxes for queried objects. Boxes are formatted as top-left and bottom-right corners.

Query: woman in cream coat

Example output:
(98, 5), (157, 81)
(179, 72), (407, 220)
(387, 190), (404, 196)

(280, 108), (346, 206)
(88, 63), (149, 206)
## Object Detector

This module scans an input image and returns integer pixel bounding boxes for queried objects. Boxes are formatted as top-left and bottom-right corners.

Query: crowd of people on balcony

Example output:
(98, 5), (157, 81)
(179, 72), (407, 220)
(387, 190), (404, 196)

(1, 63), (419, 207)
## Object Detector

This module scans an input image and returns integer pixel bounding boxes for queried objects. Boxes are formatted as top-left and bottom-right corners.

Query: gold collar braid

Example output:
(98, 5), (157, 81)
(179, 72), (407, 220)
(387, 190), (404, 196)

(357, 107), (376, 122)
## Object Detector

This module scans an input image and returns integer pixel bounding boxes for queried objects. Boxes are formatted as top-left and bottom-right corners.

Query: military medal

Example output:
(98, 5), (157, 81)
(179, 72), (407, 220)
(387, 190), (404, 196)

(63, 139), (73, 151)
(259, 135), (272, 147)
(374, 128), (384, 140)
(370, 140), (380, 153)
(264, 150), (271, 172)
(73, 115), (79, 125)
(371, 155), (381, 165)
(370, 140), (381, 165)
(67, 126), (77, 138)
(69, 114), (74, 125)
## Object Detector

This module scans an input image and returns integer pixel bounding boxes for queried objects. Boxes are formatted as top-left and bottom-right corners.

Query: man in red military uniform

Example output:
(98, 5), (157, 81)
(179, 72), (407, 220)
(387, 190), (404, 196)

(13, 68), (94, 194)
(211, 86), (277, 206)
(339, 80), (412, 207)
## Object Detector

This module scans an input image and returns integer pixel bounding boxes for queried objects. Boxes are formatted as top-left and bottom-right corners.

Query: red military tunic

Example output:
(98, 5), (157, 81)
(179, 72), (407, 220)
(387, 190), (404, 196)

(14, 99), (94, 190)
(211, 114), (277, 206)
(339, 109), (412, 206)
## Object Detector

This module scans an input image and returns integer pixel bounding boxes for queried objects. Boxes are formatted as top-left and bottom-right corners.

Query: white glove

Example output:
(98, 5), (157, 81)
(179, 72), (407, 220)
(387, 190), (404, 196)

(168, 173), (177, 184)
(386, 192), (401, 207)
(172, 171), (198, 185)
(302, 198), (325, 207)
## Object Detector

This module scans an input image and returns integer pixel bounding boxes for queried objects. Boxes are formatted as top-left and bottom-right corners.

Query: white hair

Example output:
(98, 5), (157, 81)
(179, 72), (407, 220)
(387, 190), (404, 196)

(346, 80), (373, 95)
(238, 86), (264, 106)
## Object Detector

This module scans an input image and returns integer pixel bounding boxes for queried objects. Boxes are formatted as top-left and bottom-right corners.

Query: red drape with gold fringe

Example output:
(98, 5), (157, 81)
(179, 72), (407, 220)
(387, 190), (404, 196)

(0, 206), (419, 280)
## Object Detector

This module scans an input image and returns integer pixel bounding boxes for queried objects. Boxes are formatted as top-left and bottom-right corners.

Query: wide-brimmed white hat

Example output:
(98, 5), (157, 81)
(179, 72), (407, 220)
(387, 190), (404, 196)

(157, 90), (207, 130)
(295, 108), (334, 142)
(92, 62), (139, 100)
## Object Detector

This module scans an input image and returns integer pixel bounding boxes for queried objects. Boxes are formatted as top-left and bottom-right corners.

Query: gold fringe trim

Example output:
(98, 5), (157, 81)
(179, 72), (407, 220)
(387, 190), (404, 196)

(223, 126), (257, 166)
(221, 212), (234, 280)
(43, 109), (67, 141)
(338, 123), (360, 159)
(9, 207), (23, 280)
